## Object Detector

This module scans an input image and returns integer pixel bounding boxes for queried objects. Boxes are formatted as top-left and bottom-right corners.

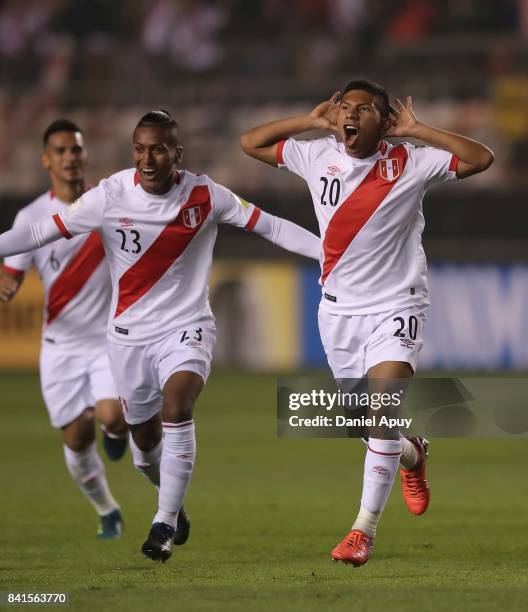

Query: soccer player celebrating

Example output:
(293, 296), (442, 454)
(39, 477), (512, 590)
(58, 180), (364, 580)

(0, 119), (127, 538)
(0, 110), (320, 562)
(0, 120), (128, 538)
(240, 80), (494, 565)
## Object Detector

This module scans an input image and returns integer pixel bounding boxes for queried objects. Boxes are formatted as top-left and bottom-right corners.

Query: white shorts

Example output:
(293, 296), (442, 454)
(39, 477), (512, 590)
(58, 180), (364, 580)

(107, 325), (216, 426)
(40, 347), (118, 429)
(318, 305), (427, 380)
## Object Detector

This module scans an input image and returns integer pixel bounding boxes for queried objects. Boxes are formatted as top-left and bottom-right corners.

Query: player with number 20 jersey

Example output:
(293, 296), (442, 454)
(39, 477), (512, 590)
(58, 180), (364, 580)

(241, 79), (494, 566)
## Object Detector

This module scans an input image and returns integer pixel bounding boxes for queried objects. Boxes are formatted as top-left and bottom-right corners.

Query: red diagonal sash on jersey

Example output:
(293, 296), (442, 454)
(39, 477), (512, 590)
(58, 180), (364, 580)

(115, 185), (212, 318)
(322, 144), (408, 284)
(47, 232), (106, 324)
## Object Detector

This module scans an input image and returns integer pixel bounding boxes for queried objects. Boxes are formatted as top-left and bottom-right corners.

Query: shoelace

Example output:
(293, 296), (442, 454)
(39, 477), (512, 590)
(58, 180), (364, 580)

(343, 532), (368, 549)
(153, 524), (174, 540)
(403, 469), (426, 496)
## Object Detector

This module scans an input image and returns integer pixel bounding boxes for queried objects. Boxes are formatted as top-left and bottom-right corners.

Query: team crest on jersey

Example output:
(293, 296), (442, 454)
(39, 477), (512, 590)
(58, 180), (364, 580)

(327, 165), (341, 176)
(378, 158), (401, 182)
(183, 206), (202, 228)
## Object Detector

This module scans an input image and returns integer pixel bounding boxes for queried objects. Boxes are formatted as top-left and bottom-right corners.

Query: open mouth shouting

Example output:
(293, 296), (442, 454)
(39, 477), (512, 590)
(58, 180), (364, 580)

(343, 124), (359, 146)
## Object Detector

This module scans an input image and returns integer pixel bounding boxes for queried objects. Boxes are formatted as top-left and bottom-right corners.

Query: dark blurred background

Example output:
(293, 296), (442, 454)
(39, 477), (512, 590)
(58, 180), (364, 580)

(0, 0), (527, 371)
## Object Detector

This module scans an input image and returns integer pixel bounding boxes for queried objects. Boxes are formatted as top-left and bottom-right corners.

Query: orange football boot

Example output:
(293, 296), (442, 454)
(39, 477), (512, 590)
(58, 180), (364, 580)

(331, 530), (373, 566)
(401, 436), (430, 515)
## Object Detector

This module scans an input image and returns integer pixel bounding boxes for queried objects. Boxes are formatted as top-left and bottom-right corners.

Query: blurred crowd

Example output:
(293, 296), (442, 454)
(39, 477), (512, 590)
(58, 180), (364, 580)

(0, 0), (527, 195)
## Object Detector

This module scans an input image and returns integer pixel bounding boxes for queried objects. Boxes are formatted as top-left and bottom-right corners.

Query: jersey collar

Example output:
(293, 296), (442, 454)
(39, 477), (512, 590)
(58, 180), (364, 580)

(337, 139), (389, 162)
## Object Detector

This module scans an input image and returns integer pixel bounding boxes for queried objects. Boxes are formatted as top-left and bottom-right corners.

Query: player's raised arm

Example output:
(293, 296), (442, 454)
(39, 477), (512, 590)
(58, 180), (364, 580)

(240, 93), (341, 166)
(387, 96), (494, 179)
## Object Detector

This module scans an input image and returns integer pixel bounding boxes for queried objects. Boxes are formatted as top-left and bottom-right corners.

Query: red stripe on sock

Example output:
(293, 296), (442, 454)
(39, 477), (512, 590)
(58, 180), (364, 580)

(162, 420), (194, 428)
(367, 445), (401, 457)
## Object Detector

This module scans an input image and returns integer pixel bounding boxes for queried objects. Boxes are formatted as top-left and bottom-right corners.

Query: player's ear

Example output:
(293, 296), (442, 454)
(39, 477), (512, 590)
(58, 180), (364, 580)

(175, 145), (183, 164)
(42, 151), (50, 170)
(381, 116), (392, 137)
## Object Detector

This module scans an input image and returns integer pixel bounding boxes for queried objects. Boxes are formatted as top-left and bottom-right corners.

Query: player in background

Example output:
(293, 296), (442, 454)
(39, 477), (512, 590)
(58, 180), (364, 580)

(0, 110), (320, 562)
(0, 120), (127, 539)
(240, 80), (494, 565)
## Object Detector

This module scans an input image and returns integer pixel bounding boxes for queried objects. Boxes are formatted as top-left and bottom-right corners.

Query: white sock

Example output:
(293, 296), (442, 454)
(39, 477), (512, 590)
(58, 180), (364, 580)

(153, 421), (195, 529)
(399, 435), (419, 469)
(129, 434), (162, 488)
(63, 443), (119, 516)
(352, 438), (402, 538)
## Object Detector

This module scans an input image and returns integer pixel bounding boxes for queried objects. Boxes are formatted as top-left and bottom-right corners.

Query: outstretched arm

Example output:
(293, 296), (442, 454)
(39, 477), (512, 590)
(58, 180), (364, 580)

(0, 217), (62, 258)
(250, 209), (320, 260)
(387, 96), (494, 178)
(240, 93), (340, 166)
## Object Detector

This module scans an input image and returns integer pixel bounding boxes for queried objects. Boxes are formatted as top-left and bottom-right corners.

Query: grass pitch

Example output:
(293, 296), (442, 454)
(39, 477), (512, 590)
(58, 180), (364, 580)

(1, 371), (527, 611)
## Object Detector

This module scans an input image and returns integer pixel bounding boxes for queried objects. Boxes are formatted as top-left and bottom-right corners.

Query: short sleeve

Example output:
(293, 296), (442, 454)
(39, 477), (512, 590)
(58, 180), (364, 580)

(277, 138), (314, 179)
(54, 182), (106, 238)
(408, 144), (459, 185)
(212, 182), (261, 230)
(3, 209), (34, 273)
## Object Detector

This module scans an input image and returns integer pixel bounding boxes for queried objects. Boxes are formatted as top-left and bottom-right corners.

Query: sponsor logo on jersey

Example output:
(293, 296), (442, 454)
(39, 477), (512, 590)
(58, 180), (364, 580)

(119, 218), (134, 227)
(378, 158), (401, 182)
(185, 340), (201, 348)
(327, 165), (341, 176)
(400, 338), (415, 348)
(115, 326), (129, 335)
(235, 194), (250, 209)
(183, 206), (202, 228)
(324, 292), (337, 302)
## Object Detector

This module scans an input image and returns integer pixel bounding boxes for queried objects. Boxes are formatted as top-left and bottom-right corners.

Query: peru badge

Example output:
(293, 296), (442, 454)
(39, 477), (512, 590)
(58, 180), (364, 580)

(183, 206), (202, 228)
(378, 158), (401, 182)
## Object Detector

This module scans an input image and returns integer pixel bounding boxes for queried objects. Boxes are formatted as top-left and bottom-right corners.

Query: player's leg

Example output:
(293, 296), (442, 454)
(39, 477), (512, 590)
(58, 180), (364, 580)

(62, 408), (122, 538)
(89, 352), (129, 461)
(332, 360), (412, 565)
(40, 348), (122, 538)
(134, 371), (202, 562)
(366, 309), (431, 516)
(96, 398), (129, 461)
(330, 307), (428, 565)
(318, 308), (375, 565)
(140, 326), (214, 562)
(129, 411), (163, 488)
(140, 370), (202, 559)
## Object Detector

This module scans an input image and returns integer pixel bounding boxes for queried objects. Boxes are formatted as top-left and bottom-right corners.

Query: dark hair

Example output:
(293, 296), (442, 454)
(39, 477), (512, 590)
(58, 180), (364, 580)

(341, 79), (390, 118)
(136, 109), (178, 130)
(43, 119), (82, 145)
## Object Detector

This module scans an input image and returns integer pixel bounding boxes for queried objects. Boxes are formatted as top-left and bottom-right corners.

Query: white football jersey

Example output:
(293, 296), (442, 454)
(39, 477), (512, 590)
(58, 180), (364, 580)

(277, 136), (458, 314)
(53, 169), (263, 346)
(4, 191), (110, 352)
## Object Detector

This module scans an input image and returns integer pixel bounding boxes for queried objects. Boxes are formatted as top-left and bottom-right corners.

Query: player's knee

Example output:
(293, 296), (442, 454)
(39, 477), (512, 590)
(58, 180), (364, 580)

(62, 409), (95, 451)
(162, 394), (194, 423)
(96, 400), (127, 434)
(161, 371), (203, 423)
(130, 420), (161, 452)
